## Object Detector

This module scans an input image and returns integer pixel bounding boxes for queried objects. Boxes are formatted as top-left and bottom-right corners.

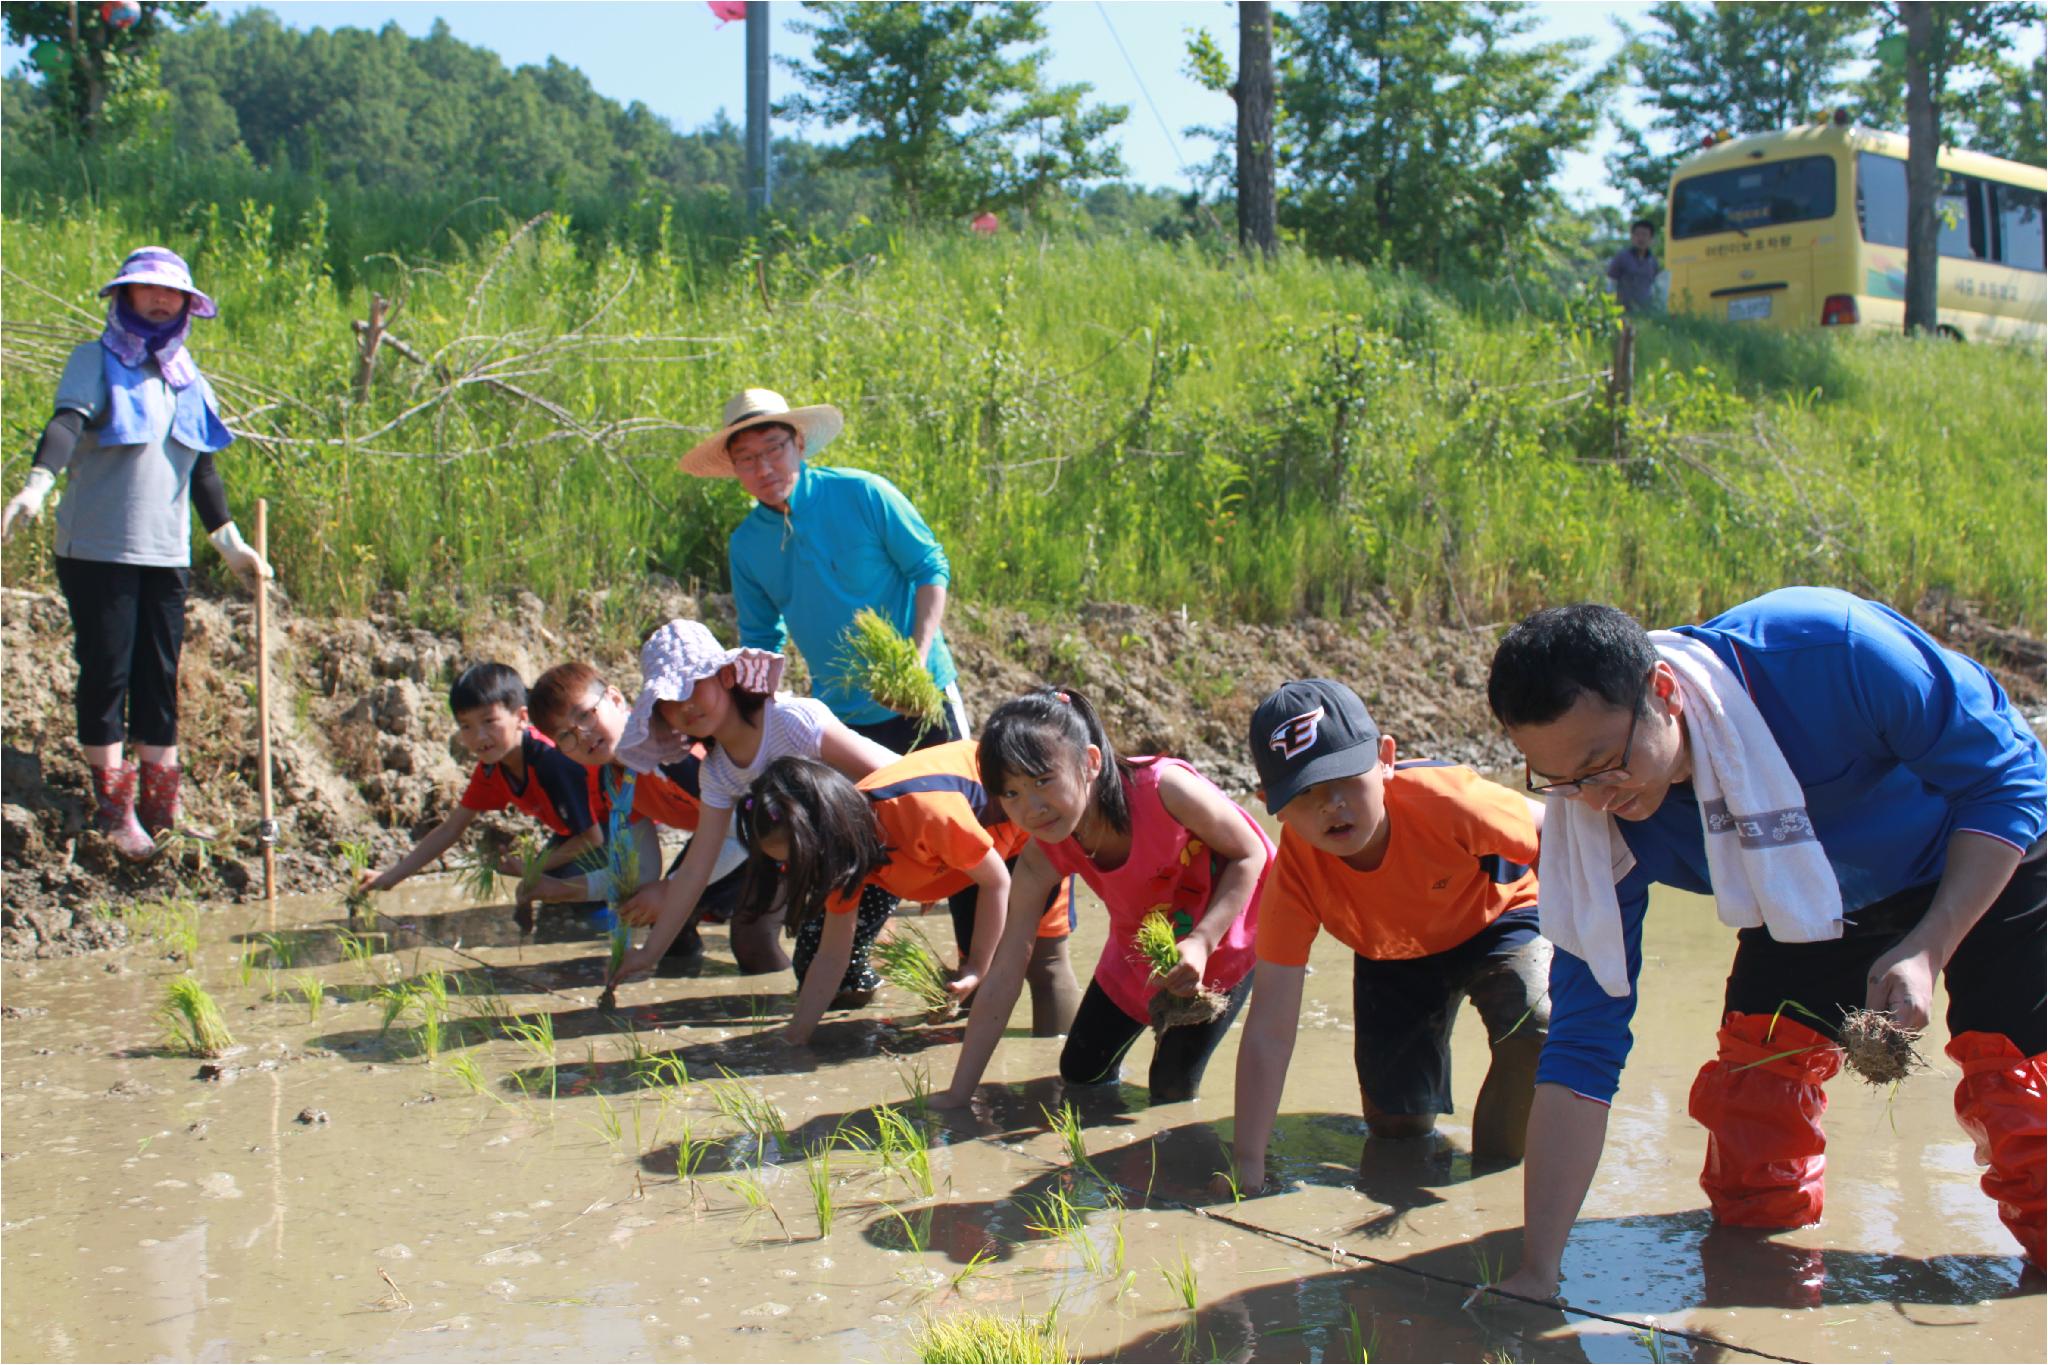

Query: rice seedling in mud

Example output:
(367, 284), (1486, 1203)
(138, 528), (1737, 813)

(159, 976), (235, 1057)
(591, 1091), (624, 1148)
(293, 972), (326, 1024)
(125, 895), (202, 967)
(947, 1244), (1000, 1294)
(439, 1051), (494, 1100)
(708, 1068), (788, 1161)
(153, 828), (211, 874)
(911, 1307), (1074, 1364)
(877, 1202), (934, 1255)
(332, 927), (387, 991)
(236, 944), (263, 990)
(899, 1060), (936, 1115)
(1342, 1306), (1377, 1363)
(503, 1014), (559, 1102)
(1158, 1248), (1200, 1314)
(837, 609), (945, 736)
(1634, 1326), (1671, 1363)
(1469, 1239), (1507, 1290)
(717, 1170), (793, 1242)
(673, 1119), (716, 1204)
(1134, 911), (1228, 1034)
(874, 1103), (935, 1197)
(1024, 1188), (1105, 1273)
(258, 932), (299, 971)
(1041, 1102), (1102, 1182)
(874, 926), (956, 1019)
(373, 982), (416, 1036)
(804, 1143), (837, 1238)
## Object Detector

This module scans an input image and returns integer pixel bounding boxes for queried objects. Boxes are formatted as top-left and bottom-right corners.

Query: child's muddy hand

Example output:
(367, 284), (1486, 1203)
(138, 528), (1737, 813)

(612, 945), (658, 985)
(770, 1024), (810, 1047)
(928, 1085), (975, 1111)
(618, 884), (665, 927)
(944, 972), (980, 1000)
(358, 868), (392, 893)
(1162, 936), (1211, 996)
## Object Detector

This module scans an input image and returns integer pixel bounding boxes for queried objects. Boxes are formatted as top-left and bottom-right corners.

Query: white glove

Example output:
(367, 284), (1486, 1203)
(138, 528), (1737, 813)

(209, 520), (274, 584)
(1, 468), (55, 542)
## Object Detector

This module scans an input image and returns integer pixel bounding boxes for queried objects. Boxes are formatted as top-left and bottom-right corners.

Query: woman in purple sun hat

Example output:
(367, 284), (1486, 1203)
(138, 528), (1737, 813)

(1, 245), (272, 860)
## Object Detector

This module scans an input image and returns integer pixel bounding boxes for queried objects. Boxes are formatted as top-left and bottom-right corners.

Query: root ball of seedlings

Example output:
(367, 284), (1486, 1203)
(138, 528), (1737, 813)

(1839, 1007), (1927, 1086)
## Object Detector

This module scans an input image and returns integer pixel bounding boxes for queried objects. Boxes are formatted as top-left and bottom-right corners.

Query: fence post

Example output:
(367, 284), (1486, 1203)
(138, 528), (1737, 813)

(354, 293), (388, 404)
(1608, 319), (1636, 459)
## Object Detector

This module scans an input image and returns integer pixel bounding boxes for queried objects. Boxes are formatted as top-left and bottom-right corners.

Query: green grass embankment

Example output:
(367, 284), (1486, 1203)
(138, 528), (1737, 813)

(4, 204), (2041, 635)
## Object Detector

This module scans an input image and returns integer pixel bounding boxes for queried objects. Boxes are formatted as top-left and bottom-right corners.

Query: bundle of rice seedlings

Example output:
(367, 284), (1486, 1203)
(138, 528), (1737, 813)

(459, 826), (516, 905)
(340, 839), (377, 924)
(874, 925), (955, 1019)
(1840, 1007), (1928, 1086)
(836, 609), (945, 734)
(160, 976), (235, 1057)
(1135, 910), (1228, 1034)
(912, 1308), (1073, 1364)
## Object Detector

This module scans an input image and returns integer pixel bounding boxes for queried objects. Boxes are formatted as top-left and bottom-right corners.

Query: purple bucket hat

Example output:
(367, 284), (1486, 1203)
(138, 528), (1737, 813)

(616, 620), (787, 772)
(98, 246), (218, 318)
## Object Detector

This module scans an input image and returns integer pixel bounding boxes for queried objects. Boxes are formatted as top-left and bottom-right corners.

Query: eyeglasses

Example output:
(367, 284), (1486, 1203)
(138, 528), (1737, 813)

(728, 433), (794, 474)
(1524, 685), (1646, 797)
(560, 700), (604, 744)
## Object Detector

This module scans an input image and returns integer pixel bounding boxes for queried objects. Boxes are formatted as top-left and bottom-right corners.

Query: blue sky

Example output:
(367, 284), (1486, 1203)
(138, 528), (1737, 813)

(8, 2), (1667, 207)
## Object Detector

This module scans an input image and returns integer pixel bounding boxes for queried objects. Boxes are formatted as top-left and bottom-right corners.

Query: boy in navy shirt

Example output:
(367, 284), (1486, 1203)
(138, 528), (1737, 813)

(1484, 588), (2044, 1298)
(359, 663), (602, 913)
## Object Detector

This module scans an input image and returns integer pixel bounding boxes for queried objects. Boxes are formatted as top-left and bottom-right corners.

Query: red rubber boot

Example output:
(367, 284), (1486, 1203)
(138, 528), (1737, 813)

(1947, 1031), (2046, 1269)
(90, 761), (157, 862)
(137, 758), (182, 836)
(1687, 1012), (1842, 1227)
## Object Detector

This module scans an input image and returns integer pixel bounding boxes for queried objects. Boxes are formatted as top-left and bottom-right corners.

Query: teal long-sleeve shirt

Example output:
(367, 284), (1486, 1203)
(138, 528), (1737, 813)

(727, 462), (956, 727)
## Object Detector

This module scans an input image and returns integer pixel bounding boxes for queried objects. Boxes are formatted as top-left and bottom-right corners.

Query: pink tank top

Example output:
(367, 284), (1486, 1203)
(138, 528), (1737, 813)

(1038, 757), (1271, 1024)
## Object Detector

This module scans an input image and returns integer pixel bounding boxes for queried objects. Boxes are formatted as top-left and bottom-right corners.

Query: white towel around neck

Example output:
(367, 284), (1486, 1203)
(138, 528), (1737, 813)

(1539, 630), (1844, 997)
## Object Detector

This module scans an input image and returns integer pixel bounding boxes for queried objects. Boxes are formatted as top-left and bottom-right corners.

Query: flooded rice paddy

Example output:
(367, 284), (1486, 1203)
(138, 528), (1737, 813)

(2, 820), (2040, 1363)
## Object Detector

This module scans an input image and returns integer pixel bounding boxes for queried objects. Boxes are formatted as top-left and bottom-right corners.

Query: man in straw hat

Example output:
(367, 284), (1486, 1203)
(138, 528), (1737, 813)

(682, 389), (967, 751)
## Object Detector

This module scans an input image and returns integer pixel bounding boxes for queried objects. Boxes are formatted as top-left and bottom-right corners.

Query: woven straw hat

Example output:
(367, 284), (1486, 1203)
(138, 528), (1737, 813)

(678, 388), (843, 478)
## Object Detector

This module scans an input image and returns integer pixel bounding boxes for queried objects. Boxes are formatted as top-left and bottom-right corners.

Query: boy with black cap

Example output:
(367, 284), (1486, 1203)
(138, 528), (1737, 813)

(1228, 678), (1550, 1193)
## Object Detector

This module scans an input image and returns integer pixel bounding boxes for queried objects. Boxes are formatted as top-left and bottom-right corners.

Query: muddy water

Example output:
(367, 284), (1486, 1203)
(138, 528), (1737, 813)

(3, 819), (2040, 1362)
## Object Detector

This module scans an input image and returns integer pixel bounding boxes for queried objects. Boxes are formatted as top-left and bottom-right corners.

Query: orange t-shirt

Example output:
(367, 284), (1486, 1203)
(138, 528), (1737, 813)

(822, 740), (1069, 936)
(1256, 761), (1539, 965)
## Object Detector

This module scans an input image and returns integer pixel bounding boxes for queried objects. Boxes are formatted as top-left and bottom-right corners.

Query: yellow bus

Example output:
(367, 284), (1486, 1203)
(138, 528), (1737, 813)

(1663, 119), (2046, 342)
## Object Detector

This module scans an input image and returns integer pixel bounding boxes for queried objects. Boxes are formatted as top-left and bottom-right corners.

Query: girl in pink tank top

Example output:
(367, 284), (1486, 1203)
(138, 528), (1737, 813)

(933, 687), (1272, 1107)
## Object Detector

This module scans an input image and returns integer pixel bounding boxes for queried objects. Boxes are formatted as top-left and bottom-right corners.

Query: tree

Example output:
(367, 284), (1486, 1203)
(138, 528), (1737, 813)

(2, 0), (205, 138)
(1969, 45), (2046, 165)
(1270, 2), (1609, 275)
(776, 2), (1127, 221)
(1605, 2), (1869, 216)
(1859, 2), (2041, 330)
(1236, 2), (1277, 255)
(1858, 2), (2045, 158)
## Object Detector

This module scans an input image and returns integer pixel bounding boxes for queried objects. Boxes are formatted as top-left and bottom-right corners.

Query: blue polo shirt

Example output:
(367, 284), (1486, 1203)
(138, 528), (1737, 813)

(1540, 587), (2046, 1103)
(728, 462), (956, 727)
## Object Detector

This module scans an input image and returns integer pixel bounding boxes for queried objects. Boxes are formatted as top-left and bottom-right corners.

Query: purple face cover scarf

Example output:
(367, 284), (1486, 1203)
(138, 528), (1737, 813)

(102, 292), (198, 389)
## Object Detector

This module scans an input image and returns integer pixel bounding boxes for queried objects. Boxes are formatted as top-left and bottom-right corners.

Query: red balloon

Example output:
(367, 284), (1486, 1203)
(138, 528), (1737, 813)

(707, 1), (747, 24)
(970, 213), (1000, 236)
(101, 0), (142, 28)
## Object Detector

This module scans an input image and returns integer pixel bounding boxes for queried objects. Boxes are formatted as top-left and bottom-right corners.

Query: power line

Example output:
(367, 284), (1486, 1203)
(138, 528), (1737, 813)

(1094, 0), (1197, 179)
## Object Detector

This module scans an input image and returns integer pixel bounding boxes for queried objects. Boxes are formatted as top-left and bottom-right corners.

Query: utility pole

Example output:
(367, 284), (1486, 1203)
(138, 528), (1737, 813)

(746, 1), (773, 216)
(1235, 1), (1277, 256)
(1902, 1), (1938, 334)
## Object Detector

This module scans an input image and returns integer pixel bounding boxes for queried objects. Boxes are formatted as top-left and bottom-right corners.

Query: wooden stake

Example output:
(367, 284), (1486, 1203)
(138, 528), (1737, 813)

(255, 499), (277, 928)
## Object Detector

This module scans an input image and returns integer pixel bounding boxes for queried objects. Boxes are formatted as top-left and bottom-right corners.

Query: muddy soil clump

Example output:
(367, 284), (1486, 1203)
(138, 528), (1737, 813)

(6, 579), (2040, 961)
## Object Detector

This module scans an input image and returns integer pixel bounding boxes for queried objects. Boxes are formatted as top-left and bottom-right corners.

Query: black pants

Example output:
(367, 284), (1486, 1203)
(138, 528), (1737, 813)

(56, 556), (188, 748)
(1722, 842), (2046, 1055)
(1059, 976), (1252, 1103)
(791, 881), (895, 994)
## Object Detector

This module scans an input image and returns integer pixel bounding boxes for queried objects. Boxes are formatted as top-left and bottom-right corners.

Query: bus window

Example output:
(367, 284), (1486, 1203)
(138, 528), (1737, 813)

(1857, 152), (1908, 247)
(1671, 155), (1836, 238)
(1996, 183), (2046, 271)
(1938, 176), (1985, 260)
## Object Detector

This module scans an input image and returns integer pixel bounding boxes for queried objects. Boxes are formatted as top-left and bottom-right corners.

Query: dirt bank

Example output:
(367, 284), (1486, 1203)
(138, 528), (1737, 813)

(4, 580), (2040, 960)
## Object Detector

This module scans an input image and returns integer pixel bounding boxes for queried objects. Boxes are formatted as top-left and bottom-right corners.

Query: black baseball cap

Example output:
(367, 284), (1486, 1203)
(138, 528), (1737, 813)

(1249, 679), (1382, 815)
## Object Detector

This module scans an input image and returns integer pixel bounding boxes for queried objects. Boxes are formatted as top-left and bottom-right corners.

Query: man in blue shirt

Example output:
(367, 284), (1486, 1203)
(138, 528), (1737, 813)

(1483, 588), (2044, 1299)
(681, 389), (965, 753)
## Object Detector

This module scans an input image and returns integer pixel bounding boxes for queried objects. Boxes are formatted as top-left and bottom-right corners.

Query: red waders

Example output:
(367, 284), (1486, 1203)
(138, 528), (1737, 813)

(1947, 1031), (2047, 1268)
(1688, 1012), (1841, 1227)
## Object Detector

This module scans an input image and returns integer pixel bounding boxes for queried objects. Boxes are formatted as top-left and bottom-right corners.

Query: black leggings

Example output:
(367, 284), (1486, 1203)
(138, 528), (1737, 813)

(1059, 975), (1252, 1103)
(791, 881), (894, 994)
(56, 556), (188, 748)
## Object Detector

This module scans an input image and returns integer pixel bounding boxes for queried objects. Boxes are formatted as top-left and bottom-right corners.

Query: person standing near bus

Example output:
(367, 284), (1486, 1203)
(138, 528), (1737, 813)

(1606, 220), (1661, 313)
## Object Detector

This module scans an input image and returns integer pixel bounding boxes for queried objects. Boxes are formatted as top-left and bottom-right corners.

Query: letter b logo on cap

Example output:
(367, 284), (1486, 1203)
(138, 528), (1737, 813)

(1268, 706), (1326, 760)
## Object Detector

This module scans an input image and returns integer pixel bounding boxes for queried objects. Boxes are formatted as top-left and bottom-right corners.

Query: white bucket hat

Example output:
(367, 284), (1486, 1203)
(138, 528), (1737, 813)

(615, 620), (787, 771)
(678, 388), (843, 478)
